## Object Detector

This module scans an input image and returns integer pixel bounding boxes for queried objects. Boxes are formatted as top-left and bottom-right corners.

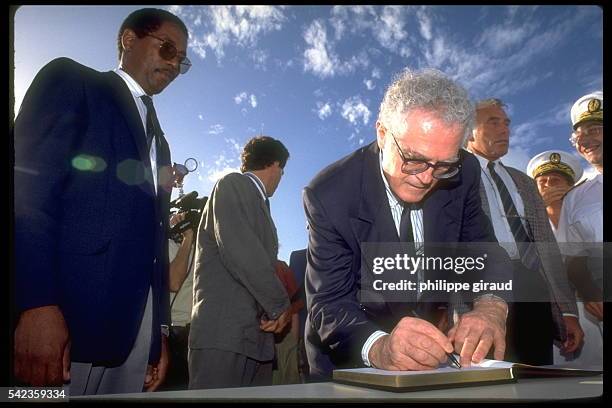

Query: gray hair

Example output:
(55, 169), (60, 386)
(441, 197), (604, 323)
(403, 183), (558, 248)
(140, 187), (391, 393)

(378, 68), (474, 144)
(464, 98), (508, 147)
(475, 98), (506, 112)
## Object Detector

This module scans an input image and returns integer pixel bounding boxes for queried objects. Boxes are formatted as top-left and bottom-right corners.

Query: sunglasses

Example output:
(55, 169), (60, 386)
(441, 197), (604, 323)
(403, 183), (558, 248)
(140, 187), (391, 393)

(146, 33), (191, 75)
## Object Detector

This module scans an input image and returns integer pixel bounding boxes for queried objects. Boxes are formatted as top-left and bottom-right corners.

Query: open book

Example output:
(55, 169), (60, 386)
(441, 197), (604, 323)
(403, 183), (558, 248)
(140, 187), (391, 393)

(332, 357), (602, 392)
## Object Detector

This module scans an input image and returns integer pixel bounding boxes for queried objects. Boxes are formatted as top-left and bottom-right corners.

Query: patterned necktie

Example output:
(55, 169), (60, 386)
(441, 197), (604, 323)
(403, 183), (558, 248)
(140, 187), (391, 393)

(140, 95), (163, 150)
(487, 161), (540, 271)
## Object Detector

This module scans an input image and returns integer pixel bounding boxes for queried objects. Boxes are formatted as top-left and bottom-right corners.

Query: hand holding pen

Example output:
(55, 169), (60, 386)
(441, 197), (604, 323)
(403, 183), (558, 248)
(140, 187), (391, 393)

(411, 310), (461, 369)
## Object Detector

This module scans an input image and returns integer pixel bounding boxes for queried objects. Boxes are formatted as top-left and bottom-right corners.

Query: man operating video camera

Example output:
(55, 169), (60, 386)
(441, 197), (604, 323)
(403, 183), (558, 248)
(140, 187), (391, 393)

(159, 191), (206, 391)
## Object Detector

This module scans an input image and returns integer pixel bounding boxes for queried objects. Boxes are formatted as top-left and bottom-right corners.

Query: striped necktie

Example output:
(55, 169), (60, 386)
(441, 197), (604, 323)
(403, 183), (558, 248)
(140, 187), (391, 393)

(487, 161), (540, 272)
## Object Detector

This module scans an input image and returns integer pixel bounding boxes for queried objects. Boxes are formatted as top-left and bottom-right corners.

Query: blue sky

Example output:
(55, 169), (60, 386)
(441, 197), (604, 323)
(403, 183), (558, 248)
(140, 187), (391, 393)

(13, 5), (603, 262)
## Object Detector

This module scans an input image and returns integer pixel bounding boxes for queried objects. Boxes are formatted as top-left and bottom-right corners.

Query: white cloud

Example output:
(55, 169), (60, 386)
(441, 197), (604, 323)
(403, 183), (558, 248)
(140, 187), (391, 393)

(207, 166), (239, 182)
(206, 137), (242, 182)
(364, 79), (375, 90)
(234, 92), (247, 104)
(315, 102), (332, 120)
(416, 7), (432, 41)
(303, 20), (336, 78)
(251, 49), (269, 70)
(171, 5), (287, 61)
(373, 6), (409, 55)
(372, 67), (381, 79)
(198, 114), (204, 121)
(341, 96), (371, 126)
(234, 92), (258, 109)
(208, 124), (225, 135)
(477, 24), (535, 54)
(302, 19), (370, 79)
(418, 9), (595, 100)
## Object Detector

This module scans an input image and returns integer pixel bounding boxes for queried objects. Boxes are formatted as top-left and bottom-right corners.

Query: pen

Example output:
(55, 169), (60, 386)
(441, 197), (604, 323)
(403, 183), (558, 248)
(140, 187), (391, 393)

(410, 309), (462, 369)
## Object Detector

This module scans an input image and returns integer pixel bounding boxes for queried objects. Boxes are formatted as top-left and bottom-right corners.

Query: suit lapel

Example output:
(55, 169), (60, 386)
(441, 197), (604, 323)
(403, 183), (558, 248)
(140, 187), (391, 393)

(103, 71), (155, 195)
(349, 142), (398, 246)
(349, 143), (417, 320)
(243, 173), (278, 248)
(503, 164), (536, 239)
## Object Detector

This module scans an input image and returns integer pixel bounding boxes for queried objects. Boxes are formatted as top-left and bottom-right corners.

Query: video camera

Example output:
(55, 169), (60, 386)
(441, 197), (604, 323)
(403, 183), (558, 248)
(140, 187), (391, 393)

(169, 191), (208, 241)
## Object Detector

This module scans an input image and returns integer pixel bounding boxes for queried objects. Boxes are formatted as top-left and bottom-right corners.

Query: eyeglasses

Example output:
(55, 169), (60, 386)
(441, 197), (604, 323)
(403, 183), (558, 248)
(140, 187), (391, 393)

(390, 133), (462, 179)
(569, 124), (603, 147)
(146, 33), (191, 75)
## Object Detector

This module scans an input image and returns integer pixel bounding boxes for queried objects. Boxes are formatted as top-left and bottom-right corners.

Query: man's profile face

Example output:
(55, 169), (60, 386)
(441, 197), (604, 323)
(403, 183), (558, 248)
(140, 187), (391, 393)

(535, 171), (573, 197)
(122, 21), (188, 95)
(377, 108), (464, 203)
(574, 120), (603, 167)
(267, 161), (284, 197)
(469, 105), (510, 161)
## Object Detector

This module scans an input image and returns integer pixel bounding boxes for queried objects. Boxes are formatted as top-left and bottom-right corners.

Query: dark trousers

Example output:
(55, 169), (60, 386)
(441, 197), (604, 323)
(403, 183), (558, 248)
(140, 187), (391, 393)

(505, 261), (554, 365)
(188, 348), (273, 390)
(158, 324), (190, 391)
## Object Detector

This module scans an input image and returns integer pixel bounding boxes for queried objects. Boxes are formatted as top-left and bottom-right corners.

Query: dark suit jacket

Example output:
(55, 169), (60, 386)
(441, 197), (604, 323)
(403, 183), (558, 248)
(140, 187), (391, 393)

(14, 58), (172, 366)
(190, 172), (290, 362)
(303, 141), (512, 379)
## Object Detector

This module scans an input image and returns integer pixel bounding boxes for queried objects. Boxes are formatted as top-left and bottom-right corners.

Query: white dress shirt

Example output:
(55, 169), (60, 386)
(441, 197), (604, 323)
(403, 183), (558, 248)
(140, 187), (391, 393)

(361, 151), (424, 367)
(472, 154), (529, 260)
(113, 68), (159, 194)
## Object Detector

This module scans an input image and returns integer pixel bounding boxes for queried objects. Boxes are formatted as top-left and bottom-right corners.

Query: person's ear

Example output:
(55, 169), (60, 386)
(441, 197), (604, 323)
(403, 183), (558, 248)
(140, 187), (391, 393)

(376, 121), (386, 150)
(467, 128), (476, 143)
(121, 29), (137, 54)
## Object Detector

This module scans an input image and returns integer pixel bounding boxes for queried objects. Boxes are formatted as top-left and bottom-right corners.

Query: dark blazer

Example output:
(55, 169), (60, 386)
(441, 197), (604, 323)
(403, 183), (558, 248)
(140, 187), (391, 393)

(14, 58), (172, 366)
(303, 141), (511, 380)
(190, 172), (290, 362)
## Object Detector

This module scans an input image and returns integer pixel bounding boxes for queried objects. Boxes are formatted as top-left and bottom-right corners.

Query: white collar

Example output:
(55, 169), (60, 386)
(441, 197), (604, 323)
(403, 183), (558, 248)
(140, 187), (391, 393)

(114, 67), (148, 98)
(470, 150), (503, 170)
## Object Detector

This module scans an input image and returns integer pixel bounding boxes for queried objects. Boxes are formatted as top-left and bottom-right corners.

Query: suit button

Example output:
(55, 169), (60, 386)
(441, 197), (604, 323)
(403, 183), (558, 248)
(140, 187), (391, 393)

(153, 258), (157, 264)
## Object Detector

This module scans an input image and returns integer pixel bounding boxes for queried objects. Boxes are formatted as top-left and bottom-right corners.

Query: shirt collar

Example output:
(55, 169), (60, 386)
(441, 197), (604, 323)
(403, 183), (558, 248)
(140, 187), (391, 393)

(469, 149), (503, 170)
(243, 172), (267, 200)
(114, 67), (148, 99)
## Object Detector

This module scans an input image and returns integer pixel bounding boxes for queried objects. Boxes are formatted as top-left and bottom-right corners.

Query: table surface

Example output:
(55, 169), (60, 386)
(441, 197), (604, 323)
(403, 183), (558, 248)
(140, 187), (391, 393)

(72, 375), (603, 402)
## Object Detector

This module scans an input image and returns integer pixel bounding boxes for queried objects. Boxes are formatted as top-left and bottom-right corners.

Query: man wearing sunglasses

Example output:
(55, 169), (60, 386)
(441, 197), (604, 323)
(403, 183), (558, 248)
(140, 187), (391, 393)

(14, 8), (189, 394)
(555, 92), (603, 369)
(303, 69), (513, 380)
(467, 99), (582, 366)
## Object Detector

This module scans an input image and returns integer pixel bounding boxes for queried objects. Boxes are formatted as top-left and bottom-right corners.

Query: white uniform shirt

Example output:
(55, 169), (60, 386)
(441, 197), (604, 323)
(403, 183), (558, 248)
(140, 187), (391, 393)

(556, 173), (603, 248)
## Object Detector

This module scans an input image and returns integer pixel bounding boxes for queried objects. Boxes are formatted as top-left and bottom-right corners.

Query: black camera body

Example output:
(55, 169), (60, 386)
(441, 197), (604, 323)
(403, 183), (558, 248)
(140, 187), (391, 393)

(169, 191), (208, 241)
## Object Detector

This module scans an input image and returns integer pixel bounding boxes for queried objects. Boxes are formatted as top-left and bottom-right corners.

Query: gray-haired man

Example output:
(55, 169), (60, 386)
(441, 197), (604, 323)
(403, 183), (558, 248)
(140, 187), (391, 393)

(303, 69), (513, 380)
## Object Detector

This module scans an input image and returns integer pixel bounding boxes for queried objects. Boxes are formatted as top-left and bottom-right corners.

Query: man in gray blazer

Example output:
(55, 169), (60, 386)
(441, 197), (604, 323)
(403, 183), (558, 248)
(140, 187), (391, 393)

(466, 98), (583, 365)
(189, 136), (292, 389)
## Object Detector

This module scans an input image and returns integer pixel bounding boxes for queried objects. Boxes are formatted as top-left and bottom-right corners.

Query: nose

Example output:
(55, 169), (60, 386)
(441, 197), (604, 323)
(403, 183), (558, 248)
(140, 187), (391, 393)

(415, 167), (434, 185)
(168, 59), (180, 74)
